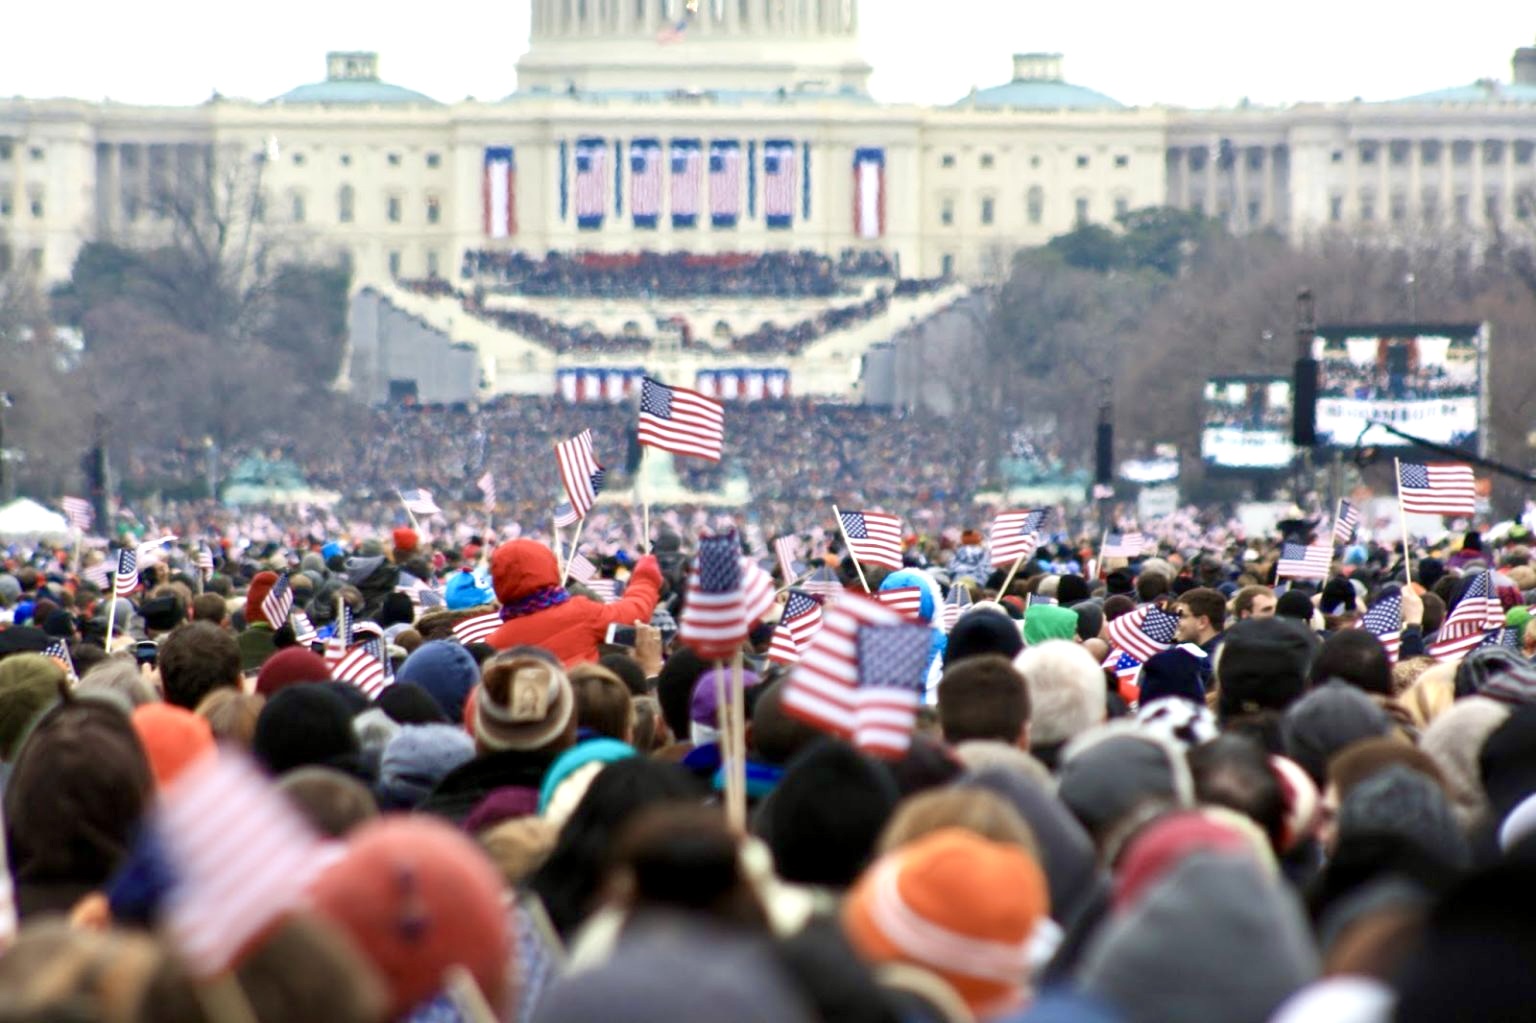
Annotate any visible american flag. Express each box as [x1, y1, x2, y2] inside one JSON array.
[[768, 590, 824, 665], [1360, 590, 1403, 663], [332, 636, 392, 699], [670, 140, 702, 227], [324, 605, 355, 670], [62, 496, 93, 532], [555, 430, 605, 523], [399, 488, 441, 517], [1103, 647, 1144, 700], [44, 638, 75, 678], [638, 377, 726, 461], [1397, 462, 1477, 517], [1481, 625, 1522, 651], [260, 574, 294, 628], [113, 547, 139, 596], [839, 510, 903, 571], [709, 140, 741, 226], [774, 535, 801, 585], [782, 593, 929, 758], [575, 138, 608, 227], [1101, 532, 1150, 559], [764, 140, 797, 227], [83, 560, 111, 588], [290, 611, 318, 647], [741, 557, 777, 624], [1104, 604, 1180, 663], [875, 586, 923, 622], [196, 544, 215, 578], [478, 471, 496, 513], [939, 585, 972, 633], [677, 532, 748, 661], [565, 549, 598, 584], [803, 565, 844, 599], [453, 610, 502, 644], [1275, 541, 1333, 581], [586, 579, 618, 604], [1430, 571, 1504, 662], [630, 139, 663, 226], [158, 751, 323, 975], [656, 9, 691, 43], [1333, 499, 1361, 547], [990, 509, 1050, 569], [554, 502, 581, 530]]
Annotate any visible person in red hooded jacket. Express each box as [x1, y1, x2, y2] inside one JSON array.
[[483, 539, 663, 666]]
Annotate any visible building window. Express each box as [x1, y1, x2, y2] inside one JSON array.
[[251, 192, 266, 223], [0, 197, 9, 217], [1391, 193, 1407, 222], [0, 140, 11, 161], [1516, 141, 1535, 165], [387, 152, 402, 167], [1358, 142, 1378, 165], [1485, 194, 1501, 222], [387, 195, 402, 223], [29, 193, 43, 218], [1191, 197, 1205, 215], [1330, 149, 1344, 164], [426, 195, 441, 224], [1421, 140, 1441, 164], [1518, 194, 1534, 220], [426, 152, 442, 169], [292, 152, 305, 166], [1026, 185, 1043, 225], [338, 185, 355, 223], [26, 249, 42, 271], [979, 153, 995, 170], [941, 253, 955, 277], [388, 251, 401, 277], [29, 146, 44, 162], [1246, 198, 1260, 224], [1244, 148, 1262, 170], [1389, 141, 1410, 166], [340, 153, 352, 166], [291, 193, 306, 223], [1484, 140, 1504, 165], [979, 196, 995, 225], [427, 250, 440, 278], [1421, 189, 1438, 222], [1359, 194, 1375, 221], [1074, 196, 1089, 224], [1029, 155, 1041, 169], [1114, 154, 1129, 169], [940, 198, 954, 226], [1115, 196, 1130, 220], [1452, 141, 1473, 165], [1454, 193, 1470, 223], [1075, 154, 1089, 169], [940, 153, 955, 169], [1329, 195, 1344, 222], [1189, 149, 1207, 171]]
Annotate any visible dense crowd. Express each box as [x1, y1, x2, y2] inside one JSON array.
[[1317, 359, 1475, 401], [459, 249, 895, 298], [2, 498, 1536, 1022]]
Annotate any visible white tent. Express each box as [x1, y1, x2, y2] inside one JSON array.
[[0, 498, 70, 538]]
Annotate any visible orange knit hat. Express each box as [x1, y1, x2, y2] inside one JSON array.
[[843, 827, 1048, 1018], [131, 704, 215, 788]]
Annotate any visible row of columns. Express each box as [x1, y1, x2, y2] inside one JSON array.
[[531, 0, 854, 38]]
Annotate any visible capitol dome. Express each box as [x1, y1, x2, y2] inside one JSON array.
[[270, 52, 440, 106], [957, 53, 1124, 111]]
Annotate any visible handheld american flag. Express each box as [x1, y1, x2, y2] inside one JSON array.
[[875, 586, 924, 622], [1397, 462, 1476, 517], [565, 549, 598, 584], [44, 638, 75, 679], [554, 501, 581, 530], [478, 470, 497, 513], [768, 590, 824, 665], [1430, 571, 1503, 662], [586, 579, 619, 604], [838, 510, 903, 571], [990, 509, 1050, 570], [332, 636, 392, 699], [113, 547, 139, 596], [1359, 590, 1403, 664], [1103, 647, 1144, 702], [638, 377, 725, 461], [774, 535, 801, 585], [158, 751, 324, 976], [324, 605, 355, 670], [453, 610, 502, 645], [399, 488, 442, 517], [741, 557, 777, 624], [290, 611, 318, 647], [1333, 500, 1361, 547], [260, 574, 294, 628], [196, 544, 215, 579], [62, 496, 94, 533], [1104, 605, 1179, 663], [555, 429, 605, 522], [939, 585, 972, 633], [83, 561, 111, 589], [1101, 532, 1150, 559], [782, 592, 929, 758], [803, 565, 844, 598], [1275, 541, 1333, 582], [677, 532, 748, 660]]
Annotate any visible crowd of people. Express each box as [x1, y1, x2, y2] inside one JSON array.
[[2, 501, 1536, 1021], [458, 250, 891, 299]]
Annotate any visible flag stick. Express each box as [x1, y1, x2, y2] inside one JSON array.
[[560, 517, 587, 587], [71, 530, 83, 576], [104, 579, 120, 646], [637, 447, 651, 553], [397, 490, 422, 534], [443, 965, 498, 1023], [996, 551, 1029, 601], [712, 661, 740, 831], [728, 647, 748, 831], [191, 974, 261, 1023], [830, 504, 872, 593], [1395, 458, 1413, 586]]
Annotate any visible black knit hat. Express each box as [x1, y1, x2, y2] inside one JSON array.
[[1215, 617, 1314, 721], [943, 609, 1022, 667], [253, 685, 360, 776]]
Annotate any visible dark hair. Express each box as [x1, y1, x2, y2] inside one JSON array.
[[1176, 588, 1228, 631], [1311, 629, 1393, 696], [1230, 585, 1273, 619], [1188, 733, 1286, 852], [1136, 572, 1171, 604], [1103, 594, 1137, 621], [157, 621, 241, 710], [612, 803, 768, 930], [747, 681, 824, 766], [189, 593, 227, 625], [598, 652, 651, 696], [937, 655, 1030, 745]]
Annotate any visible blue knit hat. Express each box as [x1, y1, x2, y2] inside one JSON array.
[[396, 640, 481, 723], [378, 724, 476, 809], [538, 738, 635, 815]]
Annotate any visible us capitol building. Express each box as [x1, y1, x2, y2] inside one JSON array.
[[3, 2, 1535, 287]]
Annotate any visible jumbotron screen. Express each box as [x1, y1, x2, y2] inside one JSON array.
[[1311, 324, 1486, 450], [1201, 376, 1294, 469]]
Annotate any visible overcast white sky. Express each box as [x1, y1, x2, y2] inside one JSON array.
[[5, 1, 1532, 108]]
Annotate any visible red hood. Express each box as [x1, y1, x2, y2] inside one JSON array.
[[491, 539, 561, 605]]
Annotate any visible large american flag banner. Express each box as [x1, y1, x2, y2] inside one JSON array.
[[783, 593, 930, 758], [1275, 541, 1333, 581], [1360, 590, 1403, 663], [839, 510, 903, 571], [113, 547, 139, 596], [575, 137, 608, 229], [555, 429, 605, 523], [638, 377, 726, 461], [764, 139, 797, 229], [482, 146, 516, 238], [1430, 571, 1503, 662], [709, 140, 742, 227], [630, 138, 663, 228], [670, 139, 703, 228], [678, 532, 748, 661], [1105, 604, 1180, 663], [990, 509, 1050, 569], [1333, 499, 1361, 547], [769, 590, 824, 665], [853, 147, 885, 239], [62, 496, 94, 533], [159, 751, 323, 975], [1397, 462, 1476, 517]]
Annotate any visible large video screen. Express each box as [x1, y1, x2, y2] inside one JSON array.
[[1312, 324, 1485, 450], [1202, 376, 1294, 469]]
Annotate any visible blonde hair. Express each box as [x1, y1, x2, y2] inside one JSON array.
[[195, 688, 266, 748], [878, 787, 1038, 857], [1400, 661, 1457, 730]]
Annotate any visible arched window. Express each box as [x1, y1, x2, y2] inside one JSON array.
[[1026, 186, 1044, 225]]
